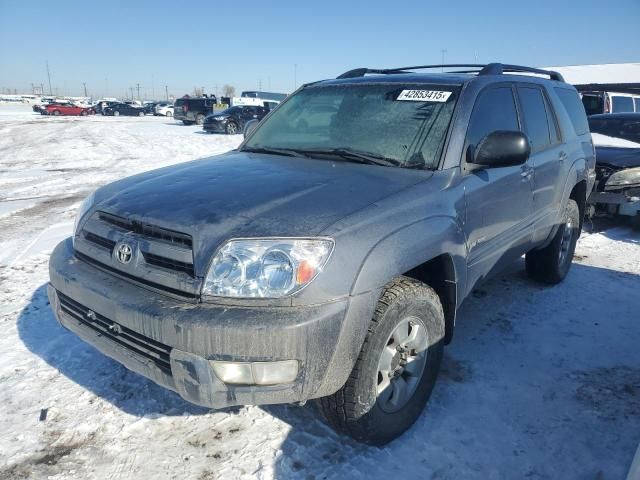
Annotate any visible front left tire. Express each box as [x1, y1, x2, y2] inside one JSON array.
[[318, 277, 445, 445]]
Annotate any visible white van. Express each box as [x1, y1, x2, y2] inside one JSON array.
[[581, 91, 640, 115]]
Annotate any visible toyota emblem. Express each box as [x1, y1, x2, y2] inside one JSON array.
[[115, 242, 133, 264]]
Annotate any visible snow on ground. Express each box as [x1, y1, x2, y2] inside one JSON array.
[[1, 104, 639, 480]]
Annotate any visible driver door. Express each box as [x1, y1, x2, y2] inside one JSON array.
[[462, 85, 534, 292]]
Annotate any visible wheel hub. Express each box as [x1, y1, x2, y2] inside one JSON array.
[[376, 317, 429, 413]]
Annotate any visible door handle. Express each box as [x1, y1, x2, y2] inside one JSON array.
[[559, 151, 568, 163], [520, 166, 533, 180]]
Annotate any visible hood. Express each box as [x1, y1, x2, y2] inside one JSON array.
[[595, 146, 640, 169], [94, 151, 431, 271], [205, 114, 227, 121]]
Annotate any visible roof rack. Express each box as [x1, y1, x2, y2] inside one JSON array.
[[336, 63, 565, 82]]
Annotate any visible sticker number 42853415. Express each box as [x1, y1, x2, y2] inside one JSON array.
[[396, 90, 452, 102]]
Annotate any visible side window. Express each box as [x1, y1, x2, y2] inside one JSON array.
[[635, 98, 640, 112], [543, 93, 561, 144], [517, 86, 551, 152], [554, 88, 589, 136], [466, 86, 519, 153], [581, 94, 604, 116]]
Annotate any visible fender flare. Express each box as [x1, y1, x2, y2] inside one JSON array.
[[540, 157, 588, 247], [350, 214, 467, 346], [350, 215, 467, 296]]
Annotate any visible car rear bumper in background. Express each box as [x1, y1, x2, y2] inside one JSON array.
[[48, 238, 369, 408]]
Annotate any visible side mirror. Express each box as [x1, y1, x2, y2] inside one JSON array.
[[244, 119, 260, 138], [471, 130, 531, 168]]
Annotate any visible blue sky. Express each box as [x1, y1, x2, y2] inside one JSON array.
[[1, 0, 638, 99]]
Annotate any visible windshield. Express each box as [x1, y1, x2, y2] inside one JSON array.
[[242, 83, 458, 169], [589, 117, 640, 145]]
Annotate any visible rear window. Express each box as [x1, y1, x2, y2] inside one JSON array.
[[554, 88, 589, 136], [611, 96, 634, 113]]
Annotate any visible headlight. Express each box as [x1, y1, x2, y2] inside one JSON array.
[[211, 116, 228, 121], [202, 238, 334, 298], [606, 166, 640, 187], [73, 191, 95, 236]]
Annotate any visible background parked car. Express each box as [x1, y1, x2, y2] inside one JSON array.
[[588, 113, 640, 229], [240, 91, 287, 102], [32, 103, 49, 114], [589, 113, 640, 144], [203, 105, 269, 134], [174, 96, 217, 125], [94, 101, 120, 115], [581, 91, 640, 115], [143, 102, 159, 115], [103, 103, 146, 117], [155, 103, 174, 117], [45, 102, 94, 116]]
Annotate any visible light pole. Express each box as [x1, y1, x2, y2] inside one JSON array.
[[165, 85, 169, 101], [82, 82, 87, 97], [46, 61, 53, 95]]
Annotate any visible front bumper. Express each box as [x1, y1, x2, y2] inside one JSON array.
[[48, 239, 365, 409], [588, 189, 640, 217], [203, 121, 226, 133]]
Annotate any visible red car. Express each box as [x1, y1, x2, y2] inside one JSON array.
[[45, 103, 94, 116]]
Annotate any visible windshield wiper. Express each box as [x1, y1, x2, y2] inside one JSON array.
[[241, 146, 306, 158], [296, 148, 401, 167]]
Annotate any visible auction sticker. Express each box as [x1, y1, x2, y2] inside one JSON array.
[[396, 90, 452, 102]]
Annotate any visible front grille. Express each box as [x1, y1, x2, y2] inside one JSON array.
[[76, 211, 199, 298], [58, 292, 173, 375], [143, 252, 195, 276], [85, 232, 116, 250], [99, 212, 192, 248], [75, 252, 199, 299]]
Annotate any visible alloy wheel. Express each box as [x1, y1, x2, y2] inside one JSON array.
[[376, 317, 429, 413]]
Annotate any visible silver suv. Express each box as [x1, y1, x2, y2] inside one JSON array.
[[48, 63, 595, 444]]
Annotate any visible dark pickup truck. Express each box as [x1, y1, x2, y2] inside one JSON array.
[[48, 63, 595, 445], [174, 96, 218, 125]]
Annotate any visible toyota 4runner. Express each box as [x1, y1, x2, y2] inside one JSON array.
[[48, 63, 595, 445]]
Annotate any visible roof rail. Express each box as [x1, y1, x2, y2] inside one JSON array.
[[336, 63, 565, 82]]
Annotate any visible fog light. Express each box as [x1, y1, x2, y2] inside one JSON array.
[[210, 360, 298, 385], [210, 362, 253, 384], [252, 360, 299, 385]]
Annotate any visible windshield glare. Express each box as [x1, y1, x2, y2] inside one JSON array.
[[243, 83, 458, 168]]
